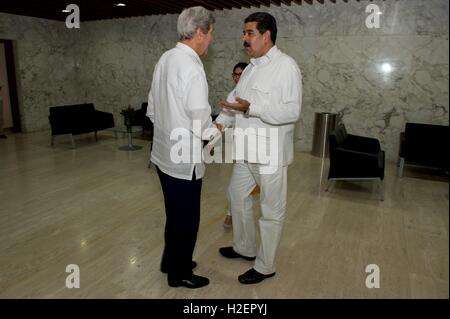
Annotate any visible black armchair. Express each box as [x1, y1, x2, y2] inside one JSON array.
[[49, 103, 114, 148], [132, 103, 153, 138], [398, 123, 449, 177], [326, 124, 385, 200]]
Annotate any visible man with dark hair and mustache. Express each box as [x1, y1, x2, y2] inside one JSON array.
[[216, 12, 303, 285]]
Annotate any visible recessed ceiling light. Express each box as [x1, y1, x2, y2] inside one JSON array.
[[115, 3, 126, 6], [62, 9, 70, 13]]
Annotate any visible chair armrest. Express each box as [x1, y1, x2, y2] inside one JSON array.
[[330, 148, 385, 175], [334, 147, 384, 168], [48, 114, 73, 135], [331, 147, 385, 179], [94, 110, 115, 129], [335, 147, 380, 159]]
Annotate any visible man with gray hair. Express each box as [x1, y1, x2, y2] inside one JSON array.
[[147, 6, 215, 289]]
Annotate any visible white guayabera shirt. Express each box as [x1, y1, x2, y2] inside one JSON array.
[[147, 42, 213, 180], [216, 46, 303, 166]]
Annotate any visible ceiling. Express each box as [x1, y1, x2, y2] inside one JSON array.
[[0, 0, 372, 21]]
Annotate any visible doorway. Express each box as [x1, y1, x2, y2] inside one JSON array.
[[0, 39, 21, 133]]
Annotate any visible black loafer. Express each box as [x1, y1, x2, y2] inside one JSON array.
[[168, 274, 209, 289], [160, 261, 197, 274], [238, 268, 275, 284], [219, 247, 256, 261]]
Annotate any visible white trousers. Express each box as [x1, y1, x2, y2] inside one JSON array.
[[228, 162, 288, 275]]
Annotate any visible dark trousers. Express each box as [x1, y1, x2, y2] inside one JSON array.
[[156, 166, 202, 280]]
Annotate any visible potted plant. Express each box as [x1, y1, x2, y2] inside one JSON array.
[[118, 105, 142, 151], [120, 105, 135, 133]]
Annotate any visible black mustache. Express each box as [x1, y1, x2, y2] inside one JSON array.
[[243, 42, 250, 47]]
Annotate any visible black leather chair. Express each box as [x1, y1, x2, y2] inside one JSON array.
[[326, 124, 385, 200], [398, 123, 449, 177], [49, 103, 114, 148], [133, 102, 153, 138], [133, 102, 153, 168]]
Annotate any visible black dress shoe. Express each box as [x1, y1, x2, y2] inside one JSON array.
[[238, 268, 275, 284], [160, 261, 197, 274], [168, 274, 209, 289], [0, 135, 6, 139], [219, 247, 256, 261]]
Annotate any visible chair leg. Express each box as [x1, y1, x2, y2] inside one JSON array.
[[398, 157, 405, 177], [378, 179, 384, 201], [325, 179, 332, 192], [70, 134, 76, 149]]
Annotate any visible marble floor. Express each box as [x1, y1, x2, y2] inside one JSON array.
[[0, 131, 448, 298]]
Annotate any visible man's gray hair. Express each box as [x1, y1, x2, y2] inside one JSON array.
[[177, 6, 215, 40]]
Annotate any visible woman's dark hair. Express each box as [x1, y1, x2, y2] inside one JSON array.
[[244, 12, 277, 44], [233, 62, 248, 72]]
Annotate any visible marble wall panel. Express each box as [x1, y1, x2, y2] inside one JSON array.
[[0, 13, 81, 132], [0, 0, 448, 161]]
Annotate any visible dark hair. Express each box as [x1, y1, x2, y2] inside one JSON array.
[[244, 12, 277, 44], [233, 62, 248, 72]]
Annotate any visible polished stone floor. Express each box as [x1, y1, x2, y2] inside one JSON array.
[[0, 131, 448, 298]]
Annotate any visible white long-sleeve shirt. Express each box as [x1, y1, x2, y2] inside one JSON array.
[[147, 43, 212, 180], [216, 46, 302, 166]]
